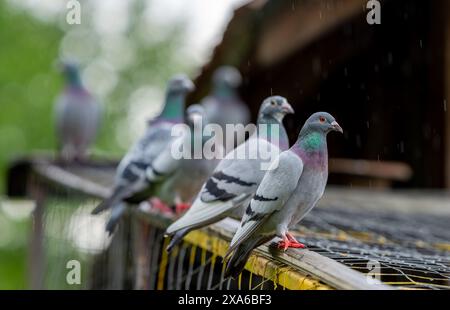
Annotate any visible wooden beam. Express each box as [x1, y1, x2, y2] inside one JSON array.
[[132, 218, 152, 290], [27, 177, 45, 290], [321, 187, 450, 216], [33, 163, 111, 199], [329, 158, 413, 181], [183, 228, 333, 290], [191, 218, 390, 290], [256, 0, 369, 66]]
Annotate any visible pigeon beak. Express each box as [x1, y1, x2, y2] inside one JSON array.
[[281, 102, 295, 114], [183, 79, 195, 92], [331, 121, 343, 133]]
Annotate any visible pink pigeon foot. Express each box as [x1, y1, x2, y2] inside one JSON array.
[[277, 233, 306, 251], [175, 202, 191, 215], [150, 198, 172, 215]]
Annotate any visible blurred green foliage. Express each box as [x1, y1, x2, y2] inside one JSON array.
[[0, 0, 193, 289], [0, 0, 192, 193], [0, 2, 63, 192], [0, 209, 29, 289]]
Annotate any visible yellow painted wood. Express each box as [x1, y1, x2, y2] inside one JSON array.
[[156, 238, 170, 290], [433, 242, 450, 252], [182, 229, 332, 290]]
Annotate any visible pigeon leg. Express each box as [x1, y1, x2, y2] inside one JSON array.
[[277, 233, 306, 250], [175, 199, 191, 215], [150, 197, 172, 215], [286, 232, 306, 249], [277, 235, 290, 251]]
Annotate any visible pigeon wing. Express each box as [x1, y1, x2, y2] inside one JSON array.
[[146, 135, 182, 182], [226, 150, 303, 256]]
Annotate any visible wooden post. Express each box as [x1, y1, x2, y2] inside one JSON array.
[[133, 217, 151, 289], [27, 176, 46, 290], [108, 219, 126, 289]]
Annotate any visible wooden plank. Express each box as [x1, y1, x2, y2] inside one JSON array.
[[27, 177, 45, 290], [183, 229, 332, 290], [256, 0, 369, 66], [321, 187, 450, 216], [132, 218, 152, 290], [329, 158, 412, 181], [33, 163, 111, 199], [203, 218, 390, 290], [262, 245, 384, 290]]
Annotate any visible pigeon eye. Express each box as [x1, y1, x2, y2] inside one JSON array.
[[319, 116, 326, 123], [271, 101, 276, 106]]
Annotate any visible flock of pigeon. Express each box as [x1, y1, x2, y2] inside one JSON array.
[[54, 61, 343, 278]]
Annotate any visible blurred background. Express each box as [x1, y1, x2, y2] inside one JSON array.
[[1, 0, 450, 290], [0, 0, 247, 289]]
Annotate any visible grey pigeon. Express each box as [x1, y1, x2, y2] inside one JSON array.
[[165, 96, 294, 252], [224, 112, 343, 278], [201, 66, 250, 154], [91, 74, 194, 234], [141, 104, 218, 214], [54, 61, 101, 161]]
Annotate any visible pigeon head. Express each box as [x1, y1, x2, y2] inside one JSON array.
[[258, 96, 294, 122], [59, 60, 81, 86], [213, 66, 242, 89], [186, 104, 207, 128], [160, 74, 194, 122], [186, 104, 211, 149], [301, 112, 343, 135], [167, 74, 195, 96]]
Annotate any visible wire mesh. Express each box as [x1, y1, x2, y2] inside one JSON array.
[[32, 183, 301, 290], [25, 169, 115, 290], [294, 206, 450, 290], [124, 224, 287, 291], [17, 161, 450, 290]]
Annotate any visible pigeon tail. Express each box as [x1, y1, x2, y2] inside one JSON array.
[[224, 243, 253, 279], [166, 228, 190, 253], [105, 203, 127, 236], [224, 235, 271, 279], [165, 193, 250, 235], [91, 187, 127, 215]]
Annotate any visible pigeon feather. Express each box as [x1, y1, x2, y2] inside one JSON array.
[[92, 75, 195, 233], [224, 112, 343, 278], [165, 96, 294, 251]]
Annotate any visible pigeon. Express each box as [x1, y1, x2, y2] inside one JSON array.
[[54, 61, 101, 161], [91, 74, 194, 234], [140, 104, 218, 214], [224, 112, 343, 278], [165, 96, 294, 252], [201, 66, 250, 154]]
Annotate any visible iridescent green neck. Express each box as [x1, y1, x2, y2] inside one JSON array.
[[298, 131, 326, 151], [160, 92, 185, 122], [65, 70, 82, 88]]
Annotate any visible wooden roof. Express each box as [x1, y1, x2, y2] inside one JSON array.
[[189, 0, 450, 189]]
